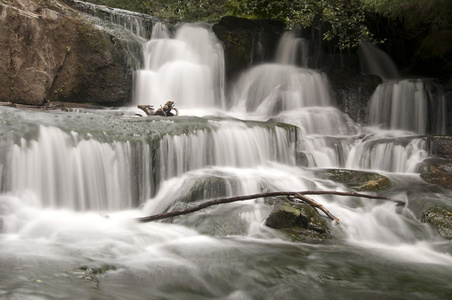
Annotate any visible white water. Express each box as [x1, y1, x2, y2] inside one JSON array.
[[275, 31, 311, 67], [1, 12, 452, 299], [368, 79, 447, 134], [134, 23, 225, 109]]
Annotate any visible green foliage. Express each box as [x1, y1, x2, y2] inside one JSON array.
[[362, 0, 452, 29], [227, 0, 379, 50]]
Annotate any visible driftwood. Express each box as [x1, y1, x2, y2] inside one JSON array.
[[136, 191, 405, 224], [137, 101, 179, 117]]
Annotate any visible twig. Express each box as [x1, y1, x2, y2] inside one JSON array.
[[135, 191, 404, 223]]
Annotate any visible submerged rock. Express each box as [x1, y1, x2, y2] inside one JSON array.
[[315, 169, 391, 192], [265, 199, 333, 242], [421, 207, 452, 239]]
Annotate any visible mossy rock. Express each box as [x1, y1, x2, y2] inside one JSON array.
[[265, 199, 333, 242], [418, 158, 452, 190], [421, 207, 452, 239], [316, 169, 391, 192]]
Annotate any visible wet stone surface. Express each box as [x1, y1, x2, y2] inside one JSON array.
[[265, 199, 333, 242]]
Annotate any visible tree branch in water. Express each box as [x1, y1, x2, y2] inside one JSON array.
[[135, 191, 405, 223]]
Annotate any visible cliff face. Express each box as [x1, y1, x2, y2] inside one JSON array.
[[0, 0, 132, 106]]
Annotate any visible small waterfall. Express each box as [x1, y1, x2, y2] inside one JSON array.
[[157, 121, 296, 181], [134, 23, 226, 108], [231, 64, 333, 115], [69, 0, 156, 39], [358, 41, 400, 81], [368, 79, 446, 135], [275, 31, 311, 67], [345, 136, 428, 172], [5, 126, 151, 210]]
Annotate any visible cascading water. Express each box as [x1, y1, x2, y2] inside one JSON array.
[[1, 4, 452, 299], [360, 42, 446, 135], [134, 23, 226, 109], [368, 79, 447, 134], [275, 31, 311, 67]]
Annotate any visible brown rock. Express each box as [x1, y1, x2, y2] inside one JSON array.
[[0, 0, 132, 106]]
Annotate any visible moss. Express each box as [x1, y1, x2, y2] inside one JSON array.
[[320, 169, 392, 192], [421, 207, 452, 239], [266, 199, 333, 242]]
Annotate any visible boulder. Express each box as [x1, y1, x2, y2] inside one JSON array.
[[266, 199, 333, 242], [418, 136, 452, 189], [0, 0, 133, 106], [421, 207, 452, 240], [418, 158, 452, 190]]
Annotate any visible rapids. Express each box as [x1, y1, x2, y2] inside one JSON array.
[[1, 4, 452, 299]]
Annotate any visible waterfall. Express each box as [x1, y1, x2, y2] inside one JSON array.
[[368, 79, 446, 135], [0, 114, 296, 211], [275, 31, 311, 67], [134, 23, 226, 109], [2, 6, 452, 298], [358, 41, 400, 81], [231, 64, 333, 115]]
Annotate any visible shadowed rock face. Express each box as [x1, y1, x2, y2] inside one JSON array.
[[0, 0, 132, 106]]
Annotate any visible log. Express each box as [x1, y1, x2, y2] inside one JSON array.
[[135, 191, 405, 223]]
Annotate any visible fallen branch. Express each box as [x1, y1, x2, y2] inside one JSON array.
[[289, 193, 340, 223], [135, 191, 404, 223]]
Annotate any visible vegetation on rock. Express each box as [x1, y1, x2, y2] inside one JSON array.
[[265, 199, 333, 242], [421, 206, 452, 239], [316, 169, 391, 192]]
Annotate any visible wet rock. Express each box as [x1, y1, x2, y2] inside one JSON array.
[[265, 199, 333, 242], [327, 67, 382, 124], [418, 158, 452, 190], [0, 0, 133, 106], [315, 169, 391, 192], [427, 136, 452, 160], [421, 207, 452, 239], [418, 137, 452, 189]]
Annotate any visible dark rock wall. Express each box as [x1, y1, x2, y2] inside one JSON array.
[[212, 16, 286, 83]]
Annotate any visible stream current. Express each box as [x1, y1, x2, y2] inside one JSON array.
[[1, 3, 452, 299]]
